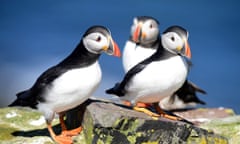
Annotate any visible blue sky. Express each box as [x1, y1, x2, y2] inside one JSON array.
[[1, 0, 240, 113]]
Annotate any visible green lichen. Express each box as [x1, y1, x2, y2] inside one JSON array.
[[206, 136, 228, 144], [200, 116, 240, 144], [82, 110, 94, 143], [142, 142, 158, 144], [2, 106, 236, 144], [0, 136, 54, 144], [224, 109, 235, 115], [187, 124, 228, 144], [113, 118, 141, 143], [0, 124, 17, 140], [0, 107, 60, 144]]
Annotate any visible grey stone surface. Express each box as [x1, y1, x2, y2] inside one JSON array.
[[1, 100, 237, 144]]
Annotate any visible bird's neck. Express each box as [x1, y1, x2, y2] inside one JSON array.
[[58, 41, 100, 68], [152, 40, 177, 61], [129, 36, 159, 49], [141, 36, 160, 49]]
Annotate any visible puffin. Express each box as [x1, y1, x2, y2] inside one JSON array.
[[9, 25, 121, 144], [122, 16, 206, 110], [106, 25, 192, 120], [122, 16, 160, 72]]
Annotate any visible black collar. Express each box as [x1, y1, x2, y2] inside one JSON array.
[[58, 40, 100, 69]]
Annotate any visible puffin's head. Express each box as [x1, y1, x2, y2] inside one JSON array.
[[83, 25, 121, 57], [161, 25, 191, 59], [131, 16, 159, 45]]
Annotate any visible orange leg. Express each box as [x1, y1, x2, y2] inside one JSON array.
[[122, 100, 132, 106], [47, 122, 73, 144], [122, 100, 159, 120], [122, 100, 182, 121], [153, 103, 182, 121], [136, 102, 152, 108], [133, 106, 160, 120], [46, 113, 83, 144], [59, 113, 83, 137], [122, 100, 152, 108]]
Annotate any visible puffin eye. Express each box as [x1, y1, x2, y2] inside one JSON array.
[[149, 24, 153, 29], [96, 36, 101, 42], [171, 36, 175, 41]]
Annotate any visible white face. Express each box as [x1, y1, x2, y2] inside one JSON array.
[[83, 32, 108, 54], [141, 19, 159, 43], [131, 18, 159, 44], [161, 32, 184, 53]]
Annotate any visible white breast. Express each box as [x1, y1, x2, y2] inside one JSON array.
[[38, 61, 101, 115], [122, 41, 156, 72], [122, 56, 188, 104]]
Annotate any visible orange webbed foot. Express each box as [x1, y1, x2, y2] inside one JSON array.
[[53, 134, 73, 144], [61, 126, 83, 137]]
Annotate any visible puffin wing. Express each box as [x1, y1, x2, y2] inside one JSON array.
[[106, 55, 154, 97], [106, 40, 164, 97], [9, 65, 67, 108], [171, 80, 207, 105]]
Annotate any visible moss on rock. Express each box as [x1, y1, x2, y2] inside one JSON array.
[[0, 107, 59, 144], [200, 116, 240, 144], [1, 102, 238, 144], [75, 102, 229, 144]]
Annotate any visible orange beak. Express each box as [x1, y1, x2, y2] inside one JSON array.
[[185, 40, 191, 59], [132, 23, 142, 43], [104, 38, 121, 57], [112, 40, 121, 57]]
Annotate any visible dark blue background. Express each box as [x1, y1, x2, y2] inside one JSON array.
[[1, 0, 239, 113]]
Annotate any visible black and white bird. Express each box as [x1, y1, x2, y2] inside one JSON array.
[[122, 16, 206, 111], [106, 25, 192, 120], [122, 16, 160, 72], [9, 26, 121, 144]]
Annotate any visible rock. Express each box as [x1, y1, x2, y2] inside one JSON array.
[[0, 107, 56, 144], [200, 116, 240, 144], [172, 107, 240, 144], [0, 100, 237, 144], [173, 107, 235, 124], [71, 101, 228, 144]]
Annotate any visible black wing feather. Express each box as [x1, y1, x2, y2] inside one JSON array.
[[171, 80, 206, 105], [9, 65, 67, 108], [106, 40, 166, 97]]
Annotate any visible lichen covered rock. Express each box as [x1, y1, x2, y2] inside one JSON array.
[[200, 116, 240, 144], [73, 102, 228, 144], [0, 107, 57, 144], [0, 101, 237, 144]]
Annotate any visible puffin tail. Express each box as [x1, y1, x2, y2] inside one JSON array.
[[105, 83, 125, 97], [195, 97, 206, 105], [8, 90, 37, 109], [193, 84, 207, 95]]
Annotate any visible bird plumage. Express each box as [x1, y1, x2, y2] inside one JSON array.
[[9, 39, 101, 111], [123, 16, 160, 72], [107, 37, 188, 105], [9, 25, 121, 143], [121, 16, 205, 109]]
